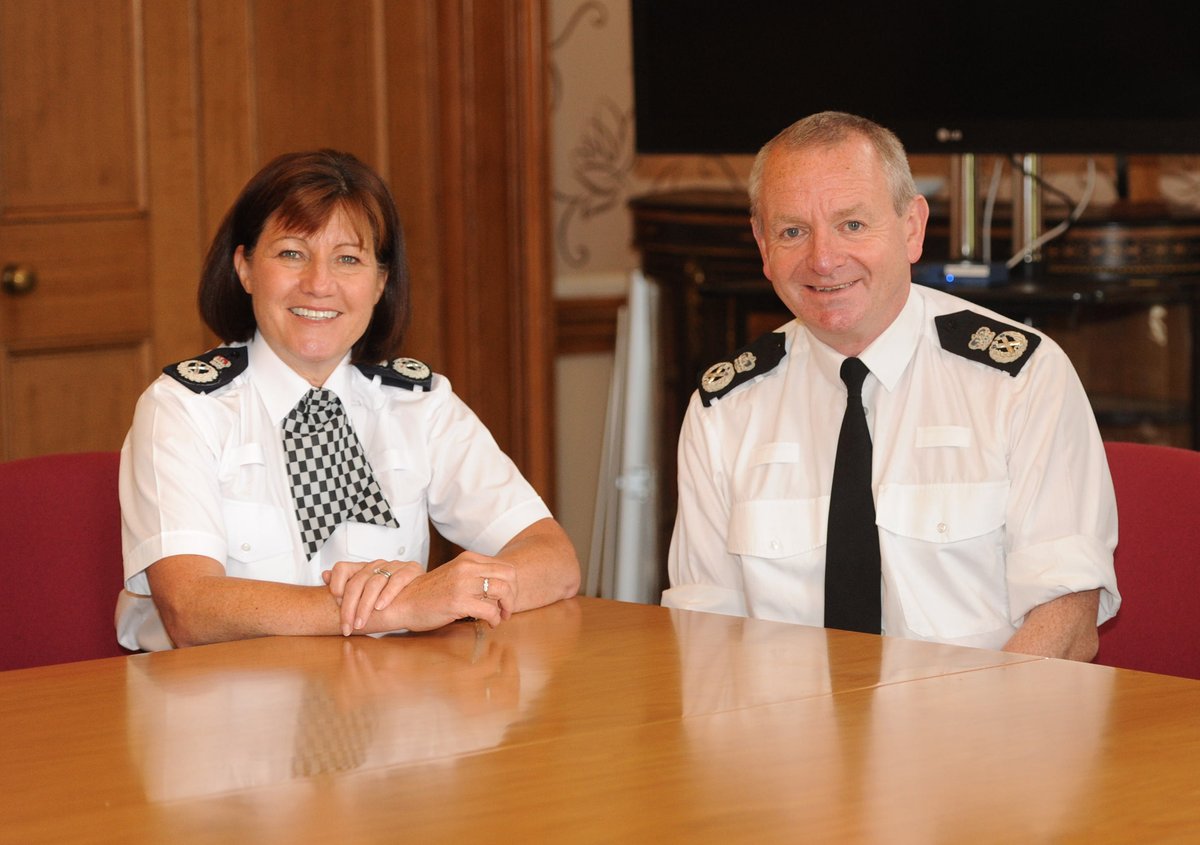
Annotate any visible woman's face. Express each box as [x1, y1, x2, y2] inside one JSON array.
[[234, 208, 387, 386]]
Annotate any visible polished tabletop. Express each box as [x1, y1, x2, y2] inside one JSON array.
[[2, 596, 1198, 843]]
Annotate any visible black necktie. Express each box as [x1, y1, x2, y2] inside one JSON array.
[[824, 357, 881, 634], [281, 388, 399, 559]]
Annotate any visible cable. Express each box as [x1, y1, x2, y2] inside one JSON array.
[[1009, 154, 1078, 210], [981, 158, 1005, 266], [1006, 158, 1096, 270]]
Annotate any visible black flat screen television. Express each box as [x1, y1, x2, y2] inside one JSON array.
[[632, 2, 1200, 156]]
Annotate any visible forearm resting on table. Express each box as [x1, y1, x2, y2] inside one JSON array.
[[492, 517, 581, 611], [146, 554, 388, 647], [147, 519, 580, 648], [1002, 588, 1101, 661]]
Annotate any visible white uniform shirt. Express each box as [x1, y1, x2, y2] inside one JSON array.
[[118, 334, 551, 650], [664, 284, 1120, 650]]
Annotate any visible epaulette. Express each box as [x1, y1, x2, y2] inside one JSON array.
[[164, 346, 248, 394], [698, 331, 786, 407], [355, 357, 434, 391], [935, 310, 1042, 376]]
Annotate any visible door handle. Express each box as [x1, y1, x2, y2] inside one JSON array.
[[1, 263, 38, 296]]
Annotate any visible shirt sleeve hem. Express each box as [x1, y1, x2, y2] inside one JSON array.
[[461, 498, 554, 556], [1007, 534, 1120, 625], [661, 584, 748, 617], [124, 531, 228, 593]]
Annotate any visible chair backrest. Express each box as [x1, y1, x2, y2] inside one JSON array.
[[0, 451, 129, 670], [1095, 441, 1200, 679]]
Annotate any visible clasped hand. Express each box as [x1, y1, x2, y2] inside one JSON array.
[[322, 553, 518, 636]]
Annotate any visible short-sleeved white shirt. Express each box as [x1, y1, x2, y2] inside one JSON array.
[[118, 334, 551, 650], [664, 284, 1120, 650]]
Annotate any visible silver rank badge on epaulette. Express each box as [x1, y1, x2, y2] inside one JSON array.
[[967, 326, 1029, 364], [164, 346, 248, 393], [935, 310, 1041, 376], [698, 332, 787, 406], [388, 357, 431, 381], [355, 356, 434, 391], [176, 353, 233, 385]]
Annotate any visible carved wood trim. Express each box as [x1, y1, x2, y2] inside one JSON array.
[[434, 0, 555, 497], [555, 296, 625, 356]]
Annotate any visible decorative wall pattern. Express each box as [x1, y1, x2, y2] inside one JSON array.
[[549, 0, 747, 287], [553, 94, 635, 269]]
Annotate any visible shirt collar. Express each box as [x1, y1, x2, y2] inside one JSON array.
[[859, 284, 922, 392], [801, 284, 923, 393], [247, 332, 355, 424]]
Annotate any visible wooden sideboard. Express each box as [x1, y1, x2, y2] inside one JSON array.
[[631, 189, 1200, 572]]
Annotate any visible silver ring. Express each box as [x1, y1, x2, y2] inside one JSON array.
[[482, 577, 490, 598], [373, 567, 392, 580]]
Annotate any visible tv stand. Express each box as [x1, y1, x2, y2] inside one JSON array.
[[948, 152, 1045, 268]]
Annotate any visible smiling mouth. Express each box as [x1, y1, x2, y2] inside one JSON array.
[[810, 281, 856, 293], [290, 306, 339, 320]]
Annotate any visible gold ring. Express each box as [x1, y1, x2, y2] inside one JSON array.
[[373, 567, 392, 580], [482, 577, 490, 598]]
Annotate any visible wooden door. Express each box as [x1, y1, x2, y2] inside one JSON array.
[[0, 0, 205, 460], [1, 0, 554, 501]]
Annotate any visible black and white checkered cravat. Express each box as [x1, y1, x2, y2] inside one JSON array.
[[281, 388, 399, 559]]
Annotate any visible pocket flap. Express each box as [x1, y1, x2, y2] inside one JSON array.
[[876, 481, 1008, 543], [728, 497, 827, 559], [375, 447, 409, 471], [749, 441, 800, 467], [228, 442, 265, 466], [915, 426, 971, 448], [222, 500, 292, 563], [345, 518, 414, 560]]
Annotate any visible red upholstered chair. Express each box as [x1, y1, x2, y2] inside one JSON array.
[[0, 451, 131, 671], [1095, 441, 1200, 679]]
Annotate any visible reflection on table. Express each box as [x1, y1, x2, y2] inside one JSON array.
[[1, 597, 1198, 843], [125, 615, 563, 802]]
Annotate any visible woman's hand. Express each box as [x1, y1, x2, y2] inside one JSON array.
[[323, 560, 422, 636], [324, 554, 519, 635], [382, 553, 519, 632]]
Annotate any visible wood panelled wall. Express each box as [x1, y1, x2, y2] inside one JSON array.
[[195, 0, 555, 494], [0, 0, 555, 497]]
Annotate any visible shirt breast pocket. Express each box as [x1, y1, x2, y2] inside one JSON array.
[[222, 500, 294, 577], [345, 498, 427, 562], [727, 497, 827, 624], [876, 481, 1009, 639]]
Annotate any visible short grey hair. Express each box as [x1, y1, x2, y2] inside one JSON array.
[[748, 111, 918, 221]]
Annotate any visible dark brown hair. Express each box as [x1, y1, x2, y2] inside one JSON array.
[[198, 149, 409, 363]]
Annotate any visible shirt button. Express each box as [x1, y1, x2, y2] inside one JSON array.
[[398, 546, 406, 556], [241, 542, 251, 551], [936, 523, 947, 534], [769, 539, 780, 551]]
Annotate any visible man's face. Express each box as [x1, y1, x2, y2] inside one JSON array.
[[752, 136, 928, 356]]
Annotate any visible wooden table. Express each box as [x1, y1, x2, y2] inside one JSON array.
[[2, 597, 1198, 843]]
